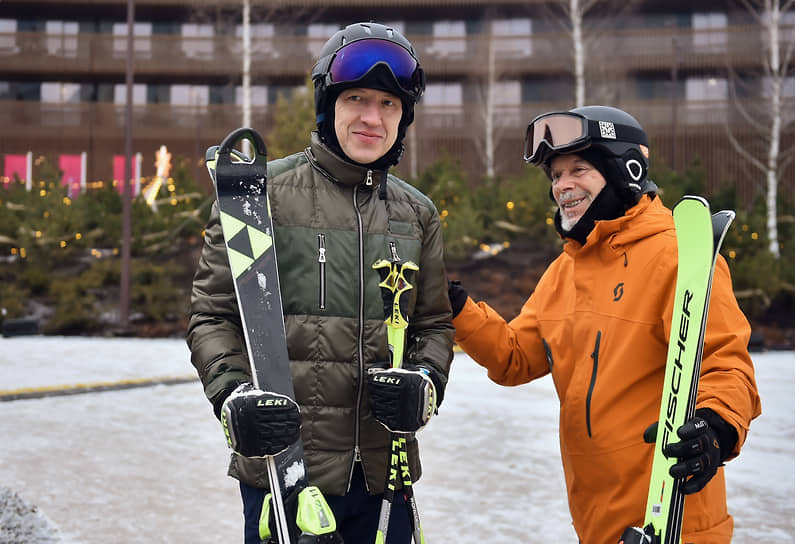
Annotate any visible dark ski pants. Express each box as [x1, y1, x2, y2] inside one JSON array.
[[240, 462, 412, 544]]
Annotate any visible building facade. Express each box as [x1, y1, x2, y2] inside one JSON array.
[[1, 0, 793, 202]]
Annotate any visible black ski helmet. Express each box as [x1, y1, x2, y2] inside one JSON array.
[[311, 22, 426, 166], [524, 105, 655, 204]]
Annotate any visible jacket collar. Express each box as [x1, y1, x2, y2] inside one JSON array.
[[563, 195, 672, 255], [306, 131, 388, 190]]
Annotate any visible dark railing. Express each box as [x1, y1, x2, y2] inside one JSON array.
[[0, 24, 784, 79]]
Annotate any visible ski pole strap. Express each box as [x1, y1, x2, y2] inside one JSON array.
[[372, 259, 419, 369]]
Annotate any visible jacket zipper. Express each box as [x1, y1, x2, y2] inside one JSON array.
[[349, 184, 368, 491], [317, 233, 327, 310], [585, 331, 602, 438]]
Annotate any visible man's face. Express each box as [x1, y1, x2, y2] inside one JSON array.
[[549, 153, 607, 231], [334, 87, 402, 165]]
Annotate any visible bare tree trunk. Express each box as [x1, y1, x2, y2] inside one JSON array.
[[766, 3, 781, 257], [571, 0, 586, 107], [241, 0, 251, 155], [484, 20, 496, 178], [733, 0, 795, 258]]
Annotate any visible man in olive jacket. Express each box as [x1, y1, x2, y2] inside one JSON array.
[[187, 22, 454, 544]]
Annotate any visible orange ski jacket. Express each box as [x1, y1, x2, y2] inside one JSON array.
[[453, 195, 761, 544]]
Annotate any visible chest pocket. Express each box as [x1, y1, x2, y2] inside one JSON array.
[[386, 219, 422, 264]]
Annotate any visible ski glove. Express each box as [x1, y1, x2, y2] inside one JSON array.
[[644, 407, 738, 495], [447, 279, 469, 318], [221, 383, 301, 458], [368, 364, 439, 433]]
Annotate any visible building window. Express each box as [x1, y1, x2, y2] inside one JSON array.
[[147, 84, 170, 104], [0, 19, 17, 53], [430, 20, 467, 58], [634, 75, 682, 100], [692, 12, 728, 51], [521, 77, 573, 103], [493, 19, 532, 57], [113, 22, 152, 59], [41, 82, 81, 103], [424, 82, 463, 106], [685, 77, 728, 101], [210, 84, 235, 105], [46, 21, 79, 58], [114, 83, 146, 105], [171, 85, 209, 106], [240, 85, 268, 106], [0, 81, 40, 101], [182, 23, 213, 59]]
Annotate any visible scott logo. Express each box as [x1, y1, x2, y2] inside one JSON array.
[[613, 283, 624, 302]]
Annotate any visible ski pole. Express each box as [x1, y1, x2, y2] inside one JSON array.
[[371, 258, 425, 544]]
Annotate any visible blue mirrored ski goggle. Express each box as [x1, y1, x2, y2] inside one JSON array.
[[328, 38, 423, 97]]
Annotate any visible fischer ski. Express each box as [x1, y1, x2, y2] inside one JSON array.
[[619, 196, 735, 544], [207, 127, 339, 544], [371, 258, 426, 544]]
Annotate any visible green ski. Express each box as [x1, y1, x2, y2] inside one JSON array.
[[620, 196, 735, 544]]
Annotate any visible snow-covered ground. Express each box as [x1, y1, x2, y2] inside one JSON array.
[[0, 337, 791, 543]]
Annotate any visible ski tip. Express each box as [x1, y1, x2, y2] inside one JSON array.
[[675, 194, 709, 209], [205, 145, 219, 162]]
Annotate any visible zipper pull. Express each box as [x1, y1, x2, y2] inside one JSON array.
[[317, 233, 326, 263], [389, 240, 399, 261], [365, 170, 373, 186], [355, 445, 362, 462]]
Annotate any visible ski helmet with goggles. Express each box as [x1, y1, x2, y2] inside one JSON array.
[[524, 105, 655, 203], [311, 22, 426, 165]]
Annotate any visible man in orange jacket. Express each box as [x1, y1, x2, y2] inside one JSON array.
[[448, 105, 761, 544]]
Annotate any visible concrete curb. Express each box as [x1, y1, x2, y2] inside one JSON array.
[[0, 375, 199, 402]]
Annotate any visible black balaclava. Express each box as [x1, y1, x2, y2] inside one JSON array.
[[318, 65, 410, 170], [551, 148, 626, 245]]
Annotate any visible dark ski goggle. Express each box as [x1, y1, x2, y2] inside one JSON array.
[[524, 111, 648, 164], [328, 38, 424, 98], [523, 112, 590, 164]]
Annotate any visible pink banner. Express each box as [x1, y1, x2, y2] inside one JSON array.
[[3, 154, 28, 188], [59, 154, 83, 197], [113, 155, 139, 195]]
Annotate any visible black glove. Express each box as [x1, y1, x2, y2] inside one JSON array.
[[447, 279, 468, 318], [368, 364, 439, 433], [220, 383, 301, 458], [644, 408, 738, 495]]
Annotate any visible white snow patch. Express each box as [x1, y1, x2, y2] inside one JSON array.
[[0, 338, 791, 543]]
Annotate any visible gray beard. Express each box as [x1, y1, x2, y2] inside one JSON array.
[[559, 211, 578, 231]]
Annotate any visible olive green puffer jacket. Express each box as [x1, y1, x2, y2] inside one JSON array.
[[187, 132, 455, 496]]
